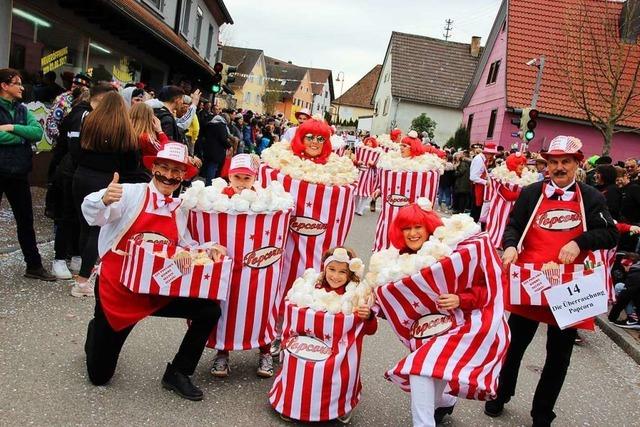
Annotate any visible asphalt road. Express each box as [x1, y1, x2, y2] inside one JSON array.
[[1, 206, 639, 426]]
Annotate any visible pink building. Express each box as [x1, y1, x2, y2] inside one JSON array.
[[462, 0, 640, 161]]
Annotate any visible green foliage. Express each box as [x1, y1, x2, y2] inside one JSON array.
[[411, 113, 437, 140], [445, 125, 471, 151]]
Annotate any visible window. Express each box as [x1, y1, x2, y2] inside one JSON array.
[[487, 109, 497, 138], [384, 73, 389, 83], [244, 91, 251, 102], [143, 0, 164, 13], [194, 7, 203, 48], [501, 18, 506, 33], [486, 60, 501, 85], [374, 101, 379, 116], [325, 91, 328, 98], [256, 94, 261, 104], [467, 114, 474, 132], [383, 97, 389, 115], [205, 25, 214, 58], [181, 0, 192, 36]]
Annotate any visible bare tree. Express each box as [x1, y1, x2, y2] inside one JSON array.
[[556, 0, 640, 155]]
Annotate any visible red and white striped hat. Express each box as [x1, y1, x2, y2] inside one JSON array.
[[541, 135, 584, 161]]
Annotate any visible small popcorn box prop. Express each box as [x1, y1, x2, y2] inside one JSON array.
[[119, 239, 232, 300], [260, 165, 356, 311], [485, 177, 523, 247], [373, 169, 440, 251], [374, 233, 508, 400], [188, 209, 292, 350], [354, 146, 382, 198], [269, 303, 366, 422]]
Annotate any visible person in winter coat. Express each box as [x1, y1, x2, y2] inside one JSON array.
[[453, 151, 471, 214], [149, 86, 184, 142], [608, 256, 640, 329], [195, 112, 231, 185]]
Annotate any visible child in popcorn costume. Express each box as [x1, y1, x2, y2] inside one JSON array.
[[81, 143, 226, 401], [211, 153, 276, 378], [270, 247, 376, 424], [388, 203, 493, 427]]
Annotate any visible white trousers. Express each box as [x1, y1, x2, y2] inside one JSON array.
[[354, 196, 370, 215], [410, 375, 457, 427]]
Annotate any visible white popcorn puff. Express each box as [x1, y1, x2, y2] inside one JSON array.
[[490, 163, 538, 186], [377, 149, 444, 173]]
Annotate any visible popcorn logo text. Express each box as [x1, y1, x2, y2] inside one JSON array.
[[289, 216, 327, 236], [411, 314, 453, 339], [536, 209, 581, 231], [244, 246, 284, 269], [386, 193, 410, 207], [284, 335, 333, 361]]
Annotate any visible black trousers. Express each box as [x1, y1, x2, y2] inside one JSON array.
[[54, 174, 80, 260], [495, 314, 577, 425], [609, 283, 640, 321], [470, 202, 482, 222], [453, 192, 470, 213], [0, 174, 42, 269], [85, 278, 221, 386]]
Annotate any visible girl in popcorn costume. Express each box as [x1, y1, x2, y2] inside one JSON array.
[[269, 247, 376, 424]]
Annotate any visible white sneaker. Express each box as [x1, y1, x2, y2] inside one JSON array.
[[69, 256, 82, 274], [52, 260, 72, 280], [70, 280, 94, 297]]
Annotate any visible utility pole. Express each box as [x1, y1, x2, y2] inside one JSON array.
[[443, 19, 453, 41], [530, 55, 545, 109]]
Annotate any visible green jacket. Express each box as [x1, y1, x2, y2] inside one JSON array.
[[0, 96, 43, 146]]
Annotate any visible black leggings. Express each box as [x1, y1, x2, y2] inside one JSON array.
[[72, 167, 113, 278], [85, 278, 221, 385]]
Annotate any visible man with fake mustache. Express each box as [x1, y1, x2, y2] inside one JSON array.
[[80, 142, 226, 401], [485, 136, 618, 426]]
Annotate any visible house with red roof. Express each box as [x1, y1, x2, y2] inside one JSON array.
[[461, 0, 640, 160]]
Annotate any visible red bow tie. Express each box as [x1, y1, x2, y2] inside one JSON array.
[[554, 188, 565, 196], [152, 193, 180, 211]]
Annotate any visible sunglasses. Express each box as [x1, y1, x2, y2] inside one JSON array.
[[304, 134, 325, 143]]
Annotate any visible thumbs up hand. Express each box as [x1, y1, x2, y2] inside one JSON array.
[[102, 172, 123, 206]]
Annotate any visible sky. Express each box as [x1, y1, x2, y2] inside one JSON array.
[[221, 0, 503, 94]]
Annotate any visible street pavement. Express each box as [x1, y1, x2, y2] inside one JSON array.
[[1, 202, 640, 426]]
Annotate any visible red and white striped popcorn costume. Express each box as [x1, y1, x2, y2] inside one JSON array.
[[373, 169, 440, 251], [374, 233, 510, 399], [120, 239, 232, 300], [354, 146, 382, 198], [269, 303, 371, 421], [485, 176, 523, 247], [187, 209, 292, 350], [259, 165, 356, 308], [332, 145, 347, 157]]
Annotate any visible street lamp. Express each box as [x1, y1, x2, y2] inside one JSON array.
[[335, 71, 345, 125]]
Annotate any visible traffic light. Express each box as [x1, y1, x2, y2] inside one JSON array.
[[212, 62, 223, 94], [524, 108, 538, 142], [221, 64, 237, 95]]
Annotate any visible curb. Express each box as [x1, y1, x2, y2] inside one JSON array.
[[595, 315, 640, 364]]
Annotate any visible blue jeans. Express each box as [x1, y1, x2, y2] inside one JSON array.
[[203, 161, 219, 186], [438, 187, 452, 207]]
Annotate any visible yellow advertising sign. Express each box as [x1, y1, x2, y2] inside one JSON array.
[[41, 47, 68, 74], [112, 57, 133, 83]]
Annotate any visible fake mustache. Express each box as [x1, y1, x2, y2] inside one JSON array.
[[154, 172, 182, 186]]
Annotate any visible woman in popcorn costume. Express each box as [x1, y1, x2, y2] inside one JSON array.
[[271, 247, 376, 424], [210, 153, 278, 378], [80, 142, 227, 401], [353, 136, 381, 216]]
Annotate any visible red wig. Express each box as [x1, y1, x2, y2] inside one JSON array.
[[388, 204, 444, 252], [506, 153, 527, 176], [400, 136, 427, 157], [390, 128, 402, 142], [291, 119, 333, 164], [363, 136, 379, 148]]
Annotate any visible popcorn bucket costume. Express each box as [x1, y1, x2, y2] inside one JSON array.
[[353, 139, 382, 215]]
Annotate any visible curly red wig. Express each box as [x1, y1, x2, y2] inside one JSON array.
[[505, 153, 527, 176], [390, 128, 402, 142], [291, 119, 333, 164], [388, 204, 444, 252], [400, 136, 427, 157], [363, 136, 379, 148]]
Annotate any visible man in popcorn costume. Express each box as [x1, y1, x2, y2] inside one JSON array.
[[81, 142, 226, 401], [377, 201, 508, 427], [486, 136, 618, 426], [470, 142, 498, 223]]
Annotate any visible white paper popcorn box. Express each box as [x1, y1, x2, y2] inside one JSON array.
[[508, 249, 615, 307], [269, 303, 366, 422], [119, 239, 232, 300], [485, 177, 523, 247], [260, 165, 356, 312], [373, 169, 440, 251], [188, 209, 292, 350], [354, 146, 382, 198], [374, 233, 508, 400]]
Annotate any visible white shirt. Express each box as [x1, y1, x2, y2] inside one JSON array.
[[282, 126, 297, 143], [469, 153, 487, 185], [82, 181, 197, 258]]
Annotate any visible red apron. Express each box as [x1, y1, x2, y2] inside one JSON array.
[[473, 171, 486, 207], [508, 183, 594, 329], [99, 188, 178, 331]]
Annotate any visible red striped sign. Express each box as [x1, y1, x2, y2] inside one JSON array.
[[188, 210, 292, 350], [119, 239, 232, 300], [373, 169, 440, 251], [354, 147, 381, 198], [259, 166, 356, 312], [269, 303, 366, 421], [485, 177, 522, 247], [509, 249, 616, 306], [374, 233, 509, 400]]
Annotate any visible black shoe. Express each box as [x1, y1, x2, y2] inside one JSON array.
[[370, 199, 376, 212], [24, 266, 56, 282], [161, 363, 203, 401], [434, 405, 454, 424], [484, 399, 504, 417]]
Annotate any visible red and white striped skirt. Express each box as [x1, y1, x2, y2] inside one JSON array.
[[354, 147, 381, 198], [188, 209, 292, 350], [373, 169, 440, 251], [374, 233, 509, 400], [259, 166, 356, 310], [269, 303, 366, 421]]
